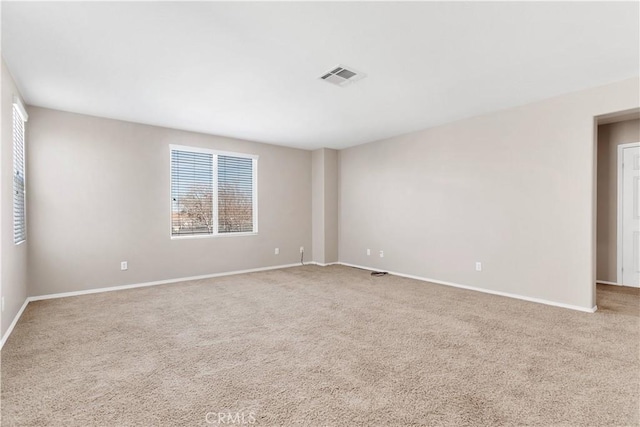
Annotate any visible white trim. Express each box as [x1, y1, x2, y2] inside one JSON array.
[[12, 95, 28, 122], [1, 263, 303, 349], [29, 263, 302, 302], [252, 158, 259, 233], [339, 262, 597, 313], [597, 281, 640, 289], [170, 232, 258, 240], [596, 280, 621, 286], [617, 142, 640, 285], [213, 149, 219, 233], [0, 261, 599, 349], [169, 144, 259, 160], [0, 298, 29, 351], [170, 145, 258, 239], [308, 261, 339, 267]]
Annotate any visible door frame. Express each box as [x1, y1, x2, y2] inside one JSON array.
[[617, 141, 640, 285]]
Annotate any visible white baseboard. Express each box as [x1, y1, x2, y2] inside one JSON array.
[[1, 261, 599, 350], [596, 280, 620, 286], [339, 262, 597, 313], [0, 263, 303, 349], [307, 261, 339, 267], [596, 280, 640, 288], [29, 262, 303, 302], [0, 298, 29, 351]]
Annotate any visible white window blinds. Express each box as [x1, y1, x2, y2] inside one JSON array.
[[218, 155, 254, 234], [171, 150, 214, 236], [13, 98, 28, 244], [171, 146, 257, 237]]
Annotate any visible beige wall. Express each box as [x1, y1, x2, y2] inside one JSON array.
[[339, 77, 639, 310], [324, 149, 338, 264], [596, 119, 640, 282], [311, 148, 338, 264], [26, 107, 312, 296], [9, 73, 640, 311], [312, 149, 325, 263], [1, 60, 28, 338]]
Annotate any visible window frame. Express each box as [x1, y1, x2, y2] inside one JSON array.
[[169, 144, 258, 239], [13, 96, 28, 245]]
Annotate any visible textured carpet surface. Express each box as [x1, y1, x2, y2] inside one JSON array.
[[1, 265, 638, 426]]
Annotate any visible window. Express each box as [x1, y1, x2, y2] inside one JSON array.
[[170, 145, 257, 237], [13, 97, 28, 244]]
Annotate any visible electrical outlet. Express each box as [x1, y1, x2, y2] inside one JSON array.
[[366, 248, 371, 256], [121, 261, 128, 271], [379, 250, 384, 258], [300, 246, 304, 253], [475, 262, 482, 272], [274, 248, 279, 255]]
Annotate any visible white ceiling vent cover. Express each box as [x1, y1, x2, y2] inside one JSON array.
[[320, 65, 366, 87]]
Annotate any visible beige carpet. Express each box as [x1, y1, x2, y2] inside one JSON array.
[[1, 265, 638, 426]]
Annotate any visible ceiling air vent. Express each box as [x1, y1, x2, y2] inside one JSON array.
[[320, 65, 366, 87]]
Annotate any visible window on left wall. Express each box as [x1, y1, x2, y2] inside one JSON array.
[[13, 97, 28, 245]]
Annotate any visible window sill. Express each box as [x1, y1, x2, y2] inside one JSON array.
[[171, 232, 258, 240]]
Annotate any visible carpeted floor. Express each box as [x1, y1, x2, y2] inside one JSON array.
[[1, 265, 638, 426]]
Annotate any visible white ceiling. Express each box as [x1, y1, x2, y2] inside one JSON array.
[[2, 2, 638, 150]]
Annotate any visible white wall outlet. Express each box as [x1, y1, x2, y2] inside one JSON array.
[[379, 250, 384, 258], [366, 248, 371, 256], [300, 246, 304, 253], [475, 262, 482, 272], [121, 261, 128, 271], [1, 297, 4, 312], [274, 248, 279, 255]]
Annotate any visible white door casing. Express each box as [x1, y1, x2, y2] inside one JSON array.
[[619, 143, 640, 287]]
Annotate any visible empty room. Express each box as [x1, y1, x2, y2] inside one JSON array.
[[1, 1, 639, 426]]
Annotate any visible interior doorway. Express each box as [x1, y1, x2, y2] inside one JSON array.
[[596, 112, 640, 288], [619, 143, 639, 286]]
